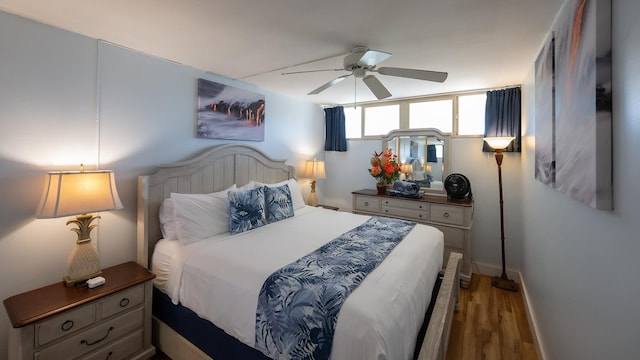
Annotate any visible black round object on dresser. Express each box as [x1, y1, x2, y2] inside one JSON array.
[[444, 173, 472, 201]]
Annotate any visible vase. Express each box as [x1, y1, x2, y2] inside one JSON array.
[[376, 183, 388, 195]]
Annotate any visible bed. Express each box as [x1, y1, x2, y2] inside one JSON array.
[[136, 144, 461, 360]]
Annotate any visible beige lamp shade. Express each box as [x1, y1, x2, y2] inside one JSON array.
[[401, 164, 413, 173], [301, 159, 327, 180], [35, 169, 123, 287], [36, 170, 123, 218], [483, 137, 515, 151]]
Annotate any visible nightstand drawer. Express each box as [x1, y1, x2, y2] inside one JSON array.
[[100, 284, 144, 319], [80, 329, 144, 360], [430, 204, 465, 226], [354, 196, 381, 212], [434, 225, 465, 249], [36, 303, 96, 347], [35, 307, 144, 360]]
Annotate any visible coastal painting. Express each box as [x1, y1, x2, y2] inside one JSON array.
[[534, 0, 612, 210], [197, 78, 265, 141]]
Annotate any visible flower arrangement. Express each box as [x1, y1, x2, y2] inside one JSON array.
[[368, 148, 402, 184]]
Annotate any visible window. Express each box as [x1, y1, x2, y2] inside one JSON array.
[[344, 106, 362, 139], [409, 99, 453, 132], [363, 104, 399, 136], [343, 88, 492, 139], [458, 94, 486, 136]]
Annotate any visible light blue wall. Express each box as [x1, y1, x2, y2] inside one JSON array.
[[520, 0, 640, 358], [0, 11, 324, 357]]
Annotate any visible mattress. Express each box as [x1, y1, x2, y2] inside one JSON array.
[[151, 206, 444, 360]]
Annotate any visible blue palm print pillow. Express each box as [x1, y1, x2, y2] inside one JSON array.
[[228, 186, 267, 234], [265, 184, 294, 223]]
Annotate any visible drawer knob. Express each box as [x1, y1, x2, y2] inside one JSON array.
[[419, 205, 423, 209], [81, 326, 114, 346], [107, 351, 113, 360], [119, 298, 130, 308], [364, 201, 369, 206], [61, 320, 74, 332], [419, 214, 423, 218], [444, 212, 450, 218], [385, 209, 388, 213]]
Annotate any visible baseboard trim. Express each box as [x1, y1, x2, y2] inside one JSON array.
[[517, 274, 548, 360], [471, 261, 520, 283]]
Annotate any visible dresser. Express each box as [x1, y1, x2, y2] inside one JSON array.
[[3, 261, 156, 360], [352, 189, 473, 287]]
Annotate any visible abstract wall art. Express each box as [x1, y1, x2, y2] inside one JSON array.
[[535, 0, 612, 210]]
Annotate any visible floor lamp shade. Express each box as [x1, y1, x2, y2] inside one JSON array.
[[36, 170, 123, 286], [301, 159, 326, 207]]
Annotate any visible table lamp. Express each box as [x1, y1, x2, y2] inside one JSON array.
[[36, 168, 123, 286], [301, 159, 326, 207]]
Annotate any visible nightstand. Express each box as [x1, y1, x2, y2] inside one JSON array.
[[318, 204, 339, 211], [4, 261, 156, 360]]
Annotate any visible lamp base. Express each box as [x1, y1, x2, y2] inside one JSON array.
[[491, 274, 518, 292], [64, 239, 102, 287]]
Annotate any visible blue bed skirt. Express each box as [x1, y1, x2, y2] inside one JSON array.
[[152, 275, 442, 360]]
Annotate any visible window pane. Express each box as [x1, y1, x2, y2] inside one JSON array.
[[364, 105, 399, 136], [458, 94, 486, 135], [409, 100, 453, 132], [343, 106, 362, 139]]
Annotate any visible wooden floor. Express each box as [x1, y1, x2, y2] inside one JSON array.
[[447, 274, 537, 360], [152, 273, 537, 360]]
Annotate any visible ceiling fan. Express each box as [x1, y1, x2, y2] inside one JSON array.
[[282, 46, 448, 100]]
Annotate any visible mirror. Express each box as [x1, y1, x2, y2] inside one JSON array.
[[381, 128, 451, 196]]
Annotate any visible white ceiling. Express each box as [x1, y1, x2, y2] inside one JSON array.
[[0, 0, 563, 106]]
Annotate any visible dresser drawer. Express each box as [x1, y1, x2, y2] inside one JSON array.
[[381, 197, 428, 211], [35, 307, 144, 360], [382, 206, 429, 221], [80, 329, 144, 360], [35, 303, 96, 347], [430, 204, 466, 226], [100, 284, 144, 319], [354, 195, 381, 212]]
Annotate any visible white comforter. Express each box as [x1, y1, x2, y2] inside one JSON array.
[[154, 206, 444, 360]]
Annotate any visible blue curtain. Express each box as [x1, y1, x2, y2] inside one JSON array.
[[324, 106, 347, 152], [483, 87, 521, 152], [426, 145, 437, 163]]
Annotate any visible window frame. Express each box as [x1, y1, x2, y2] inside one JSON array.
[[344, 89, 491, 140]]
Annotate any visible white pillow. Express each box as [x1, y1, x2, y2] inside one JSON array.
[[253, 178, 305, 211], [159, 199, 178, 240], [170, 185, 236, 245]]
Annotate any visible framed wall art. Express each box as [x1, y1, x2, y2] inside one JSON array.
[[535, 0, 612, 210], [197, 78, 265, 141]]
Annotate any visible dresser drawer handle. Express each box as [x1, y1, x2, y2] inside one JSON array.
[[106, 351, 113, 360], [61, 320, 74, 332], [81, 326, 114, 346], [119, 298, 130, 307], [364, 201, 369, 206], [419, 205, 423, 209], [443, 212, 450, 218], [419, 214, 423, 218]]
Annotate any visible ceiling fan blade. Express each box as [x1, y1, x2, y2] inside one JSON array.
[[357, 49, 392, 67], [362, 75, 392, 100], [308, 75, 350, 95], [377, 67, 448, 83]]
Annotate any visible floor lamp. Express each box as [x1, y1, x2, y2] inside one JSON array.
[[484, 137, 518, 292]]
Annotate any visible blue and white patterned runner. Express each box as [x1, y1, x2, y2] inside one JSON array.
[[255, 216, 416, 360]]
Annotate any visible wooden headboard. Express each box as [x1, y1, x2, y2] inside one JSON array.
[[136, 144, 295, 268]]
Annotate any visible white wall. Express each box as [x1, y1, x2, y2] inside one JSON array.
[[520, 0, 640, 358], [0, 11, 324, 358]]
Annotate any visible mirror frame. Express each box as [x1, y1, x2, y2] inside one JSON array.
[[381, 128, 451, 196]]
